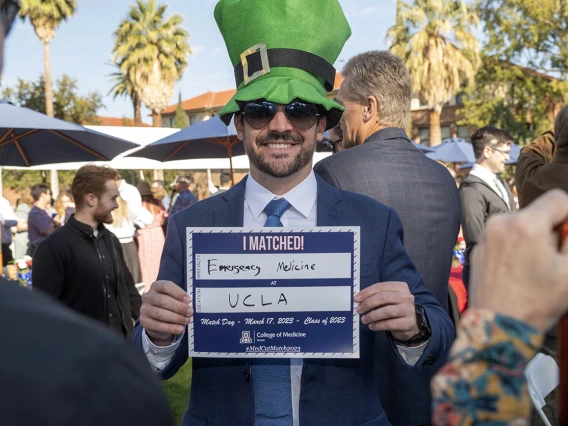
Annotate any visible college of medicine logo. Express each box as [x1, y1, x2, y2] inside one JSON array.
[[240, 331, 252, 344]]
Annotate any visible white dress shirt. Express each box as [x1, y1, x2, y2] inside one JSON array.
[[0, 196, 18, 245], [469, 164, 511, 210], [143, 171, 427, 426], [118, 180, 154, 228]]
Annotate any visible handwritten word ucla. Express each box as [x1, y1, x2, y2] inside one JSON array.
[[243, 235, 304, 251]]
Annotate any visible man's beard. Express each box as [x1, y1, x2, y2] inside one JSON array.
[[93, 202, 113, 225], [245, 130, 315, 178]]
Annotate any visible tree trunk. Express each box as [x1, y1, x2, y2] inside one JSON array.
[[153, 169, 164, 181], [152, 111, 162, 127], [133, 98, 142, 126], [44, 42, 54, 117], [429, 109, 442, 147]]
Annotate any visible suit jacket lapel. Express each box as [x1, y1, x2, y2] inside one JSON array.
[[315, 175, 344, 226], [469, 175, 510, 211], [496, 174, 516, 211], [214, 176, 247, 227]]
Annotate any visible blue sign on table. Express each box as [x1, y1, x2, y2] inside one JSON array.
[[187, 227, 360, 358]]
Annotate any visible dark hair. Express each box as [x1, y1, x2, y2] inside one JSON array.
[[141, 194, 160, 206], [220, 173, 231, 186], [136, 181, 152, 196], [555, 105, 568, 150], [177, 176, 194, 185], [31, 183, 50, 202], [470, 126, 514, 159], [72, 165, 120, 209]]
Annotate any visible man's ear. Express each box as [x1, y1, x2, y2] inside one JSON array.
[[84, 193, 97, 208], [234, 114, 245, 140], [365, 95, 379, 123], [316, 116, 327, 142]]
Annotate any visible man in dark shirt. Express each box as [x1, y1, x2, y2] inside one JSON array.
[[0, 5, 171, 424], [169, 175, 198, 215], [33, 165, 141, 339], [27, 183, 56, 256], [215, 172, 232, 194]]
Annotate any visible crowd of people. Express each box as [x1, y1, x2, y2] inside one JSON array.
[[1, 0, 568, 426], [0, 174, 202, 290]]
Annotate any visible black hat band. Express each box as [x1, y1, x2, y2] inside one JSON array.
[[234, 46, 336, 91]]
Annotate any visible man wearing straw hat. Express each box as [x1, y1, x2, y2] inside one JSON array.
[[135, 1, 453, 425]]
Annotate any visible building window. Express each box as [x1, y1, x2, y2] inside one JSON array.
[[441, 126, 451, 140], [189, 114, 197, 125], [458, 125, 470, 140], [169, 117, 175, 127], [456, 92, 466, 105], [419, 127, 429, 146]]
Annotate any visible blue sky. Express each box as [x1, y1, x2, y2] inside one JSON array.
[[2, 0, 396, 124]]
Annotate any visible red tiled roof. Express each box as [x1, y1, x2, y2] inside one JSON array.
[[163, 73, 345, 115], [162, 89, 236, 114], [95, 116, 151, 127]]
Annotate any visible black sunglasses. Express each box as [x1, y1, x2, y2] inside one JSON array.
[[241, 100, 321, 130], [1, 0, 19, 37], [326, 126, 343, 153]]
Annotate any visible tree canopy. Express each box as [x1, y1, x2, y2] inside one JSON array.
[[112, 0, 191, 126], [173, 92, 189, 128], [388, 0, 480, 145], [2, 74, 104, 125]]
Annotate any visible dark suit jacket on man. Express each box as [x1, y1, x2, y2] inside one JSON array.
[[0, 279, 172, 426], [515, 131, 568, 356], [133, 175, 454, 426], [314, 127, 460, 425], [516, 130, 568, 208], [459, 172, 516, 289]]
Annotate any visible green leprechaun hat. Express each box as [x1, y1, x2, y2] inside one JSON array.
[[214, 0, 351, 130]]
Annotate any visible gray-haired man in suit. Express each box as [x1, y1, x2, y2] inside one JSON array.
[[314, 50, 460, 426]]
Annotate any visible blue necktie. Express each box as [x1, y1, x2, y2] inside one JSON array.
[[252, 198, 293, 426], [263, 198, 291, 227]]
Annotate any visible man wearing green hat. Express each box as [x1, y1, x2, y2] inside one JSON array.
[[134, 1, 454, 425]]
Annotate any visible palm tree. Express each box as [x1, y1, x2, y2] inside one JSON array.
[[112, 0, 191, 127], [388, 0, 480, 146], [108, 65, 142, 126], [19, 0, 77, 118]]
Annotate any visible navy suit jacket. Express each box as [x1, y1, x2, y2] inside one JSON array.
[[133, 175, 453, 426], [315, 128, 460, 425]]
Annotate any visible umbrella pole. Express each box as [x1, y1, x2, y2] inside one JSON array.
[[51, 170, 60, 198], [228, 140, 235, 186]]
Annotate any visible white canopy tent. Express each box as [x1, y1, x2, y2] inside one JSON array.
[[2, 124, 332, 172]]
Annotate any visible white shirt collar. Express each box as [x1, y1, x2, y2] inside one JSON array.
[[470, 163, 497, 184], [245, 171, 318, 220]]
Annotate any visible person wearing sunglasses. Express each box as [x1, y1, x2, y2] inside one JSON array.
[[326, 125, 344, 153], [459, 126, 516, 290], [135, 2, 454, 426], [0, 2, 173, 425]]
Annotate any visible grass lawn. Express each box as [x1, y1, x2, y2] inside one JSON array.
[[162, 359, 192, 426]]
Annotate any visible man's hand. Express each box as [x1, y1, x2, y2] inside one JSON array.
[[355, 281, 419, 342], [470, 189, 568, 332], [140, 280, 193, 346]]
